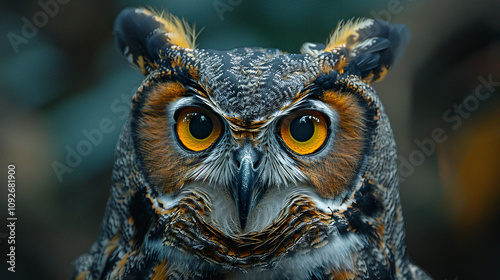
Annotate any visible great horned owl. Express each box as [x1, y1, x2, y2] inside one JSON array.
[[72, 7, 432, 280]]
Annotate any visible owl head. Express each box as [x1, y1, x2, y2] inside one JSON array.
[[73, 7, 431, 280]]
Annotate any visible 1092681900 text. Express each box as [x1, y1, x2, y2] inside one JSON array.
[[7, 164, 16, 273]]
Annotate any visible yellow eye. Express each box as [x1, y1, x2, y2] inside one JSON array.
[[176, 107, 222, 151], [280, 111, 328, 155]]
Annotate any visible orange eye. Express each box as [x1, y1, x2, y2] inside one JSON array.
[[176, 107, 222, 151], [280, 111, 328, 155]]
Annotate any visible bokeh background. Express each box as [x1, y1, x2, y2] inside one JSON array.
[[1, 0, 499, 279]]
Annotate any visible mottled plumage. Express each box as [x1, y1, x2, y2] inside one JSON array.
[[73, 7, 432, 280]]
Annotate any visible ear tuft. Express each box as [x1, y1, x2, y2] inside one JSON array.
[[144, 8, 197, 49], [114, 7, 197, 75], [325, 18, 376, 51], [323, 19, 410, 83]]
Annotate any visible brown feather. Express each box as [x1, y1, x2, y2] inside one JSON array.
[[302, 90, 366, 197]]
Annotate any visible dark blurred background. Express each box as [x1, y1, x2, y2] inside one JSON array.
[[1, 0, 499, 279]]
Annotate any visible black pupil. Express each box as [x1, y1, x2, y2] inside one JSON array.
[[189, 113, 213, 139], [290, 115, 315, 142]]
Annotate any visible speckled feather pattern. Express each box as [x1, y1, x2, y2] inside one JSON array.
[[193, 48, 319, 122]]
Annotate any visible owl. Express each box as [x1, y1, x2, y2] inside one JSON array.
[[72, 7, 433, 280]]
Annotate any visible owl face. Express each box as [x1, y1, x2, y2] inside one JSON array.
[[132, 47, 370, 235], [131, 70, 370, 275], [72, 8, 433, 280]]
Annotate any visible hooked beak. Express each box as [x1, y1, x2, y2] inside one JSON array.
[[232, 142, 263, 230]]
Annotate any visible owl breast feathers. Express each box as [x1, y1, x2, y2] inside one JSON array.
[[72, 7, 433, 280]]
